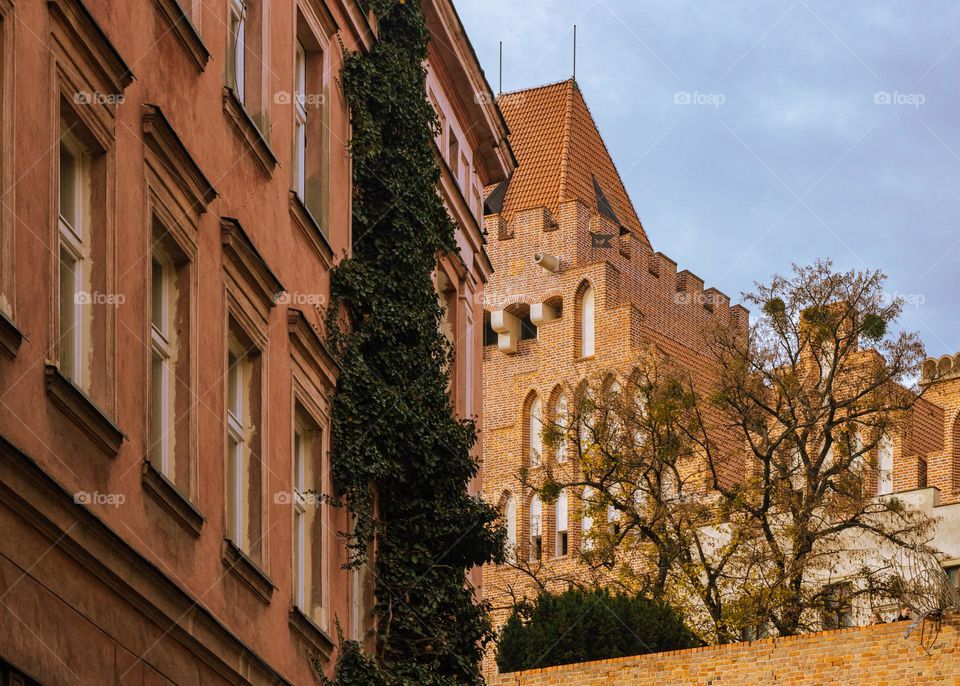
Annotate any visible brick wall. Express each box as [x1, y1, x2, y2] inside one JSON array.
[[488, 616, 960, 686]]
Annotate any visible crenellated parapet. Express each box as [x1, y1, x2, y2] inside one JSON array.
[[921, 352, 960, 384]]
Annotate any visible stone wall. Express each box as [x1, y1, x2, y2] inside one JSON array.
[[488, 616, 960, 686]]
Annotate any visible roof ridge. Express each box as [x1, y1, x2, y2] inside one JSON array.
[[557, 80, 576, 205], [497, 78, 573, 98]]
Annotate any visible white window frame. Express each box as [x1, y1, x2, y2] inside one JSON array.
[[58, 131, 87, 387], [292, 40, 307, 199], [226, 339, 248, 549], [529, 395, 542, 468], [293, 418, 308, 609], [581, 486, 595, 551], [504, 496, 517, 563], [555, 489, 568, 557], [581, 284, 595, 357], [555, 393, 569, 463], [150, 247, 176, 477], [529, 495, 542, 562], [229, 0, 246, 103], [877, 434, 894, 496]]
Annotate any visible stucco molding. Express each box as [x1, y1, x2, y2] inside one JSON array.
[[0, 308, 22, 358], [287, 308, 339, 391], [44, 363, 124, 456], [288, 606, 334, 662], [149, 0, 209, 72], [143, 104, 217, 215], [221, 217, 285, 312], [222, 86, 278, 178], [289, 191, 333, 269], [0, 435, 294, 685], [222, 538, 275, 605], [141, 459, 205, 538], [48, 0, 134, 95]]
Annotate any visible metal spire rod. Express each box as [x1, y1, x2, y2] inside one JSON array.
[[573, 24, 577, 81]]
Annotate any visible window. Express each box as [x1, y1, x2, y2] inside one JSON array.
[[292, 41, 306, 199], [58, 127, 89, 387], [529, 495, 542, 561], [877, 434, 894, 496], [944, 563, 960, 592], [555, 489, 568, 557], [528, 394, 543, 468], [555, 392, 569, 464], [448, 132, 459, 179], [228, 0, 246, 103], [292, 13, 331, 226], [581, 486, 595, 551], [293, 407, 324, 623], [225, 324, 262, 558], [821, 583, 854, 629], [150, 242, 176, 480], [607, 485, 621, 537], [482, 311, 498, 346], [579, 283, 595, 357], [504, 495, 517, 562]]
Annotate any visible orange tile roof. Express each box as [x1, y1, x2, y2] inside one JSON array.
[[492, 79, 650, 247]]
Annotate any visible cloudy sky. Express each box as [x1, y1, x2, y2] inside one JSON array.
[[457, 0, 960, 358]]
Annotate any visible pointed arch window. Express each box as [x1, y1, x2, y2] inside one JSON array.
[[504, 495, 518, 562], [529, 495, 543, 561], [581, 486, 595, 551], [529, 394, 543, 468], [877, 434, 894, 495], [555, 489, 569, 557], [580, 284, 595, 357], [555, 391, 569, 464]]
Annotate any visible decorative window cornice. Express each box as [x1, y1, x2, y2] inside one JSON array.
[[288, 308, 339, 391], [48, 0, 134, 95], [221, 217, 284, 313], [143, 104, 217, 215], [149, 0, 209, 72], [288, 605, 334, 661]]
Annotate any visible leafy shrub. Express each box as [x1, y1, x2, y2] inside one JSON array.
[[495, 588, 701, 673]]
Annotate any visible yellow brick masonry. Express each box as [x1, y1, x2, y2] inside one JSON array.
[[488, 616, 960, 686]]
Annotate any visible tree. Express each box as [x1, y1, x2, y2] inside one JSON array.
[[325, 1, 505, 684], [495, 588, 700, 672], [523, 261, 937, 642]]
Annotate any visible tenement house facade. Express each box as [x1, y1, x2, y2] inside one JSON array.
[[0, 0, 509, 684], [479, 79, 960, 646]]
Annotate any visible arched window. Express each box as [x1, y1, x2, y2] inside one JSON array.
[[555, 489, 568, 556], [607, 484, 621, 536], [529, 394, 543, 468], [581, 486, 595, 551], [877, 434, 893, 496], [504, 495, 518, 562], [529, 496, 543, 561], [554, 391, 569, 464], [579, 283, 595, 357]]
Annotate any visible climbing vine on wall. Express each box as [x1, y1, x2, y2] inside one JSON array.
[[323, 1, 505, 684]]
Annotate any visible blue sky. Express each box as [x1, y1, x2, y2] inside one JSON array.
[[457, 0, 960, 358]]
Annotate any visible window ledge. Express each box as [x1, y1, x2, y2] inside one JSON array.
[[142, 460, 204, 537], [222, 538, 274, 604], [150, 0, 209, 72], [289, 606, 334, 661], [289, 191, 333, 269], [44, 364, 124, 456], [222, 87, 277, 178], [0, 309, 23, 358]]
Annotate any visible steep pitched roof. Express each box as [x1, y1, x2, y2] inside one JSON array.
[[491, 79, 650, 246]]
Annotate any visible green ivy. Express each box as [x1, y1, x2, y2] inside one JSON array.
[[323, 1, 506, 684]]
